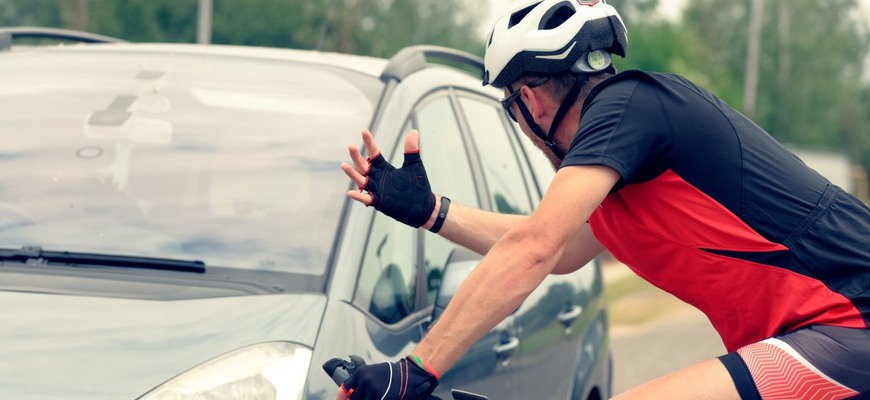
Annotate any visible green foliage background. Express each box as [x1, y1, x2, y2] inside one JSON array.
[[610, 0, 870, 195], [0, 0, 486, 56], [1, 0, 868, 193]]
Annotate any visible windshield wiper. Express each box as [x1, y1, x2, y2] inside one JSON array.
[[0, 245, 205, 273]]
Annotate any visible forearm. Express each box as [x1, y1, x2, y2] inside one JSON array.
[[422, 196, 605, 273], [422, 197, 524, 255], [413, 226, 559, 373]]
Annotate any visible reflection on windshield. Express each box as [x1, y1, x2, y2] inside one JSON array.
[[0, 50, 375, 274]]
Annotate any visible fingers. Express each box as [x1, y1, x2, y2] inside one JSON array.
[[344, 129, 380, 208], [348, 129, 383, 175], [404, 129, 420, 153], [341, 162, 367, 189], [347, 190, 374, 206], [344, 128, 421, 208], [361, 129, 381, 160], [348, 143, 369, 174]]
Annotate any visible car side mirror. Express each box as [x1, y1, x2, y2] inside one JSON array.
[[432, 247, 482, 323]]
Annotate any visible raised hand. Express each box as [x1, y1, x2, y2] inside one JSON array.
[[340, 129, 436, 228]]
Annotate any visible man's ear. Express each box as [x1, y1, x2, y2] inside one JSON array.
[[520, 85, 546, 123]]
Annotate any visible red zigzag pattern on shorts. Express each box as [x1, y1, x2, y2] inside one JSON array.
[[737, 340, 859, 400]]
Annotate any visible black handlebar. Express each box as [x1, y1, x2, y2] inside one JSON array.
[[323, 355, 366, 388], [322, 356, 489, 400]]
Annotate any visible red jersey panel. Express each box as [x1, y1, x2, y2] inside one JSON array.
[[588, 170, 865, 351]]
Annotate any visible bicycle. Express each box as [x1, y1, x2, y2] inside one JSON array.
[[323, 356, 489, 400]]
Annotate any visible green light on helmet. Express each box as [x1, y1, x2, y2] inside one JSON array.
[[587, 50, 607, 71]]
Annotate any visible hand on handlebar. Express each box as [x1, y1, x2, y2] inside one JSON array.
[[341, 129, 436, 228], [328, 355, 440, 400]]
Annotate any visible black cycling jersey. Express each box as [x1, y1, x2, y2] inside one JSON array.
[[560, 70, 870, 351]]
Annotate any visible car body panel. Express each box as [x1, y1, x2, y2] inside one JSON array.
[[0, 288, 325, 399], [512, 263, 610, 399]]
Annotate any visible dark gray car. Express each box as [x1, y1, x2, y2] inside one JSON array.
[[0, 28, 612, 400]]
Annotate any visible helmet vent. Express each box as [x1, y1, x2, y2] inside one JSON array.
[[540, 2, 576, 30], [509, 1, 543, 28]]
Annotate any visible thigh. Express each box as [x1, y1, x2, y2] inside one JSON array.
[[721, 325, 870, 400], [612, 358, 740, 400]]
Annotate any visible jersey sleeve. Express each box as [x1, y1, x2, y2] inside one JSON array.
[[560, 73, 673, 189]]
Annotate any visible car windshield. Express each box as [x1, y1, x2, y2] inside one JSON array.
[[0, 49, 376, 275]]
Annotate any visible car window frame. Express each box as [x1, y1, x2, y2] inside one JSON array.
[[453, 89, 538, 213], [350, 87, 491, 328]]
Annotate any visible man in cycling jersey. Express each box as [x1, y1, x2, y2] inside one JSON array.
[[336, 0, 870, 399]]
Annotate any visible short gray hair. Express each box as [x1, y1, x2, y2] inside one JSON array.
[[514, 71, 613, 104]]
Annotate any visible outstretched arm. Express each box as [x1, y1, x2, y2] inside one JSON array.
[[340, 129, 605, 273], [427, 199, 604, 274]]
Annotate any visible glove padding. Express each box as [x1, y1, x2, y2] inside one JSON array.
[[364, 152, 435, 228], [340, 356, 439, 400]]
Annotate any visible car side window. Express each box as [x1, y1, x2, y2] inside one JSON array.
[[458, 95, 534, 215], [355, 141, 418, 325], [415, 95, 481, 307]]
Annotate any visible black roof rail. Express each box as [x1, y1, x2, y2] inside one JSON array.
[[0, 26, 126, 51], [380, 45, 484, 83]]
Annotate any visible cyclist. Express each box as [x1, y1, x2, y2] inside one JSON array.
[[337, 0, 870, 399]]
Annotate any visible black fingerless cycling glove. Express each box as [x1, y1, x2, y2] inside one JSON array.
[[341, 356, 439, 400], [364, 152, 436, 228]]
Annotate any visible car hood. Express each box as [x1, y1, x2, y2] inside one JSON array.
[[0, 290, 326, 400]]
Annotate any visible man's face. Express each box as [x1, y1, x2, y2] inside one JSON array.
[[502, 84, 562, 170], [502, 87, 562, 170]]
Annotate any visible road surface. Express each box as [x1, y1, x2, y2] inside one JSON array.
[[610, 306, 726, 395]]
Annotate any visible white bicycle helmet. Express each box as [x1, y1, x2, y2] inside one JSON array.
[[483, 0, 628, 88]]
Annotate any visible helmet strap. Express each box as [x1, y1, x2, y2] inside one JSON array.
[[548, 74, 586, 152], [515, 74, 586, 161], [515, 99, 564, 160]]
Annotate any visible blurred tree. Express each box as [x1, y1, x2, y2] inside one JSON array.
[[611, 15, 691, 75], [0, 0, 485, 57], [756, 0, 867, 146], [0, 0, 68, 28], [307, 0, 487, 57], [608, 0, 696, 80], [607, 0, 659, 20], [677, 0, 749, 106], [680, 0, 869, 178], [0, 0, 197, 41], [612, 0, 869, 180], [207, 0, 317, 48], [91, 0, 197, 42]]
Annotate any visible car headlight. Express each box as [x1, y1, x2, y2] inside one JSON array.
[[139, 342, 312, 400]]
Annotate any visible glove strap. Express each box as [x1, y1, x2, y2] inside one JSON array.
[[408, 354, 441, 380], [428, 196, 451, 234]]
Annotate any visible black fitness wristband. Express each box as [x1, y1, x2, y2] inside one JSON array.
[[429, 196, 450, 233]]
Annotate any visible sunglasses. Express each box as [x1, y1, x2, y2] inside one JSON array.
[[499, 77, 550, 122]]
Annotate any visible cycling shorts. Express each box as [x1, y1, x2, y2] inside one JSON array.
[[718, 325, 870, 399]]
